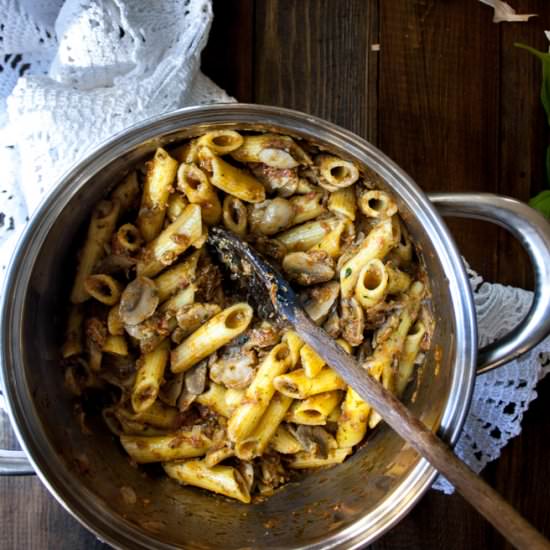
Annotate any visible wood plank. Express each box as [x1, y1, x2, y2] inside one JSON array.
[[378, 0, 501, 282], [254, 0, 378, 141], [202, 0, 254, 101], [497, 0, 549, 289]]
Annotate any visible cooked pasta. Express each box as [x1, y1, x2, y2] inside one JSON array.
[[62, 128, 431, 504]]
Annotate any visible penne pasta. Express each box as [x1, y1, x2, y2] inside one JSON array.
[[111, 171, 140, 213], [336, 387, 371, 448], [121, 431, 211, 463], [201, 147, 265, 203], [177, 163, 222, 225], [154, 250, 200, 303], [312, 219, 354, 259], [358, 189, 398, 219], [137, 204, 203, 278], [290, 192, 326, 225], [102, 334, 128, 356], [171, 303, 253, 373], [316, 155, 359, 191], [270, 424, 303, 454], [197, 129, 244, 154], [222, 195, 248, 237], [282, 330, 304, 366], [166, 192, 189, 223], [355, 259, 388, 310], [84, 274, 123, 306], [113, 223, 142, 254], [61, 305, 84, 358], [163, 460, 251, 504], [286, 391, 341, 426], [274, 367, 346, 399], [132, 340, 170, 413], [288, 448, 352, 469], [235, 392, 293, 460], [71, 199, 120, 303], [227, 343, 292, 442], [277, 218, 339, 251], [137, 147, 179, 242], [300, 344, 325, 378], [339, 217, 397, 298], [396, 321, 426, 397], [328, 187, 357, 220]]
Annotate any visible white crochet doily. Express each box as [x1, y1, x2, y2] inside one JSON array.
[[0, 0, 549, 495]]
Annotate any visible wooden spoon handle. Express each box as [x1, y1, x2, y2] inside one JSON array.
[[293, 308, 550, 550]]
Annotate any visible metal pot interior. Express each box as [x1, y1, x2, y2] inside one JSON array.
[[1, 105, 476, 549]]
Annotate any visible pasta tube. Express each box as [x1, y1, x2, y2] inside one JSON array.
[[163, 460, 251, 504], [288, 448, 351, 469], [166, 192, 189, 222], [282, 330, 304, 366], [336, 387, 371, 448], [354, 259, 388, 310], [171, 303, 253, 373], [274, 367, 346, 399], [202, 148, 265, 203], [84, 274, 123, 305], [227, 343, 292, 442], [222, 195, 247, 237], [312, 219, 354, 259], [328, 187, 356, 220], [137, 204, 203, 278], [111, 171, 139, 212], [230, 133, 311, 168], [290, 192, 326, 225], [196, 383, 232, 418], [116, 400, 179, 430], [235, 392, 293, 460], [386, 263, 412, 294], [316, 155, 359, 190], [197, 130, 244, 154], [340, 217, 397, 298], [137, 147, 179, 242], [132, 340, 170, 413], [358, 189, 398, 219], [120, 431, 211, 463], [270, 425, 303, 454], [71, 199, 120, 303], [177, 163, 222, 225], [286, 391, 341, 426], [396, 321, 426, 396], [61, 305, 84, 358], [277, 218, 339, 251], [102, 335, 128, 356], [300, 344, 325, 378], [154, 250, 200, 302], [113, 223, 142, 254]]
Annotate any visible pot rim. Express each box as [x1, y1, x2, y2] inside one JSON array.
[[0, 103, 477, 549]]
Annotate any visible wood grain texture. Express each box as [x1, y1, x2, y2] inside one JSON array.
[[2, 0, 550, 548]]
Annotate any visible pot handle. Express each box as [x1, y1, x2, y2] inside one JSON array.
[[428, 192, 550, 374], [0, 388, 34, 475]]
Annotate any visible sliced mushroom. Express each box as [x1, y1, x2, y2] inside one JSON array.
[[209, 350, 257, 389], [323, 309, 341, 338], [242, 322, 281, 350], [249, 164, 299, 196], [282, 250, 335, 286], [237, 461, 255, 494], [288, 425, 337, 459], [176, 388, 197, 412], [159, 373, 184, 406], [247, 235, 287, 262], [301, 281, 340, 324], [119, 277, 159, 326], [341, 297, 365, 346], [185, 362, 208, 395], [95, 254, 137, 274], [176, 303, 221, 338], [248, 198, 295, 236]]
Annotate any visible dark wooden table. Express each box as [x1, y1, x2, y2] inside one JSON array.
[[2, 1, 550, 548]]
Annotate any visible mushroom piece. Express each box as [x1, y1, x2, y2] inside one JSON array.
[[175, 303, 221, 339], [248, 198, 295, 236], [282, 250, 335, 286], [95, 254, 137, 274], [159, 373, 185, 407], [288, 425, 337, 459], [301, 281, 340, 325], [249, 164, 299, 196], [185, 362, 208, 395], [119, 276, 159, 326], [237, 461, 255, 494], [209, 350, 257, 390], [340, 297, 365, 346], [323, 309, 341, 338]]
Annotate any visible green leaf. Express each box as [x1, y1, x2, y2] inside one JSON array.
[[515, 43, 550, 126], [528, 189, 550, 218]]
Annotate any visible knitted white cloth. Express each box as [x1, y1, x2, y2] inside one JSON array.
[[0, 0, 548, 494]]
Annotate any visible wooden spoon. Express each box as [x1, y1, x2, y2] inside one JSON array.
[[208, 226, 550, 550]]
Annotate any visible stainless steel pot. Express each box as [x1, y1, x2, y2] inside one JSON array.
[[1, 104, 550, 549]]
